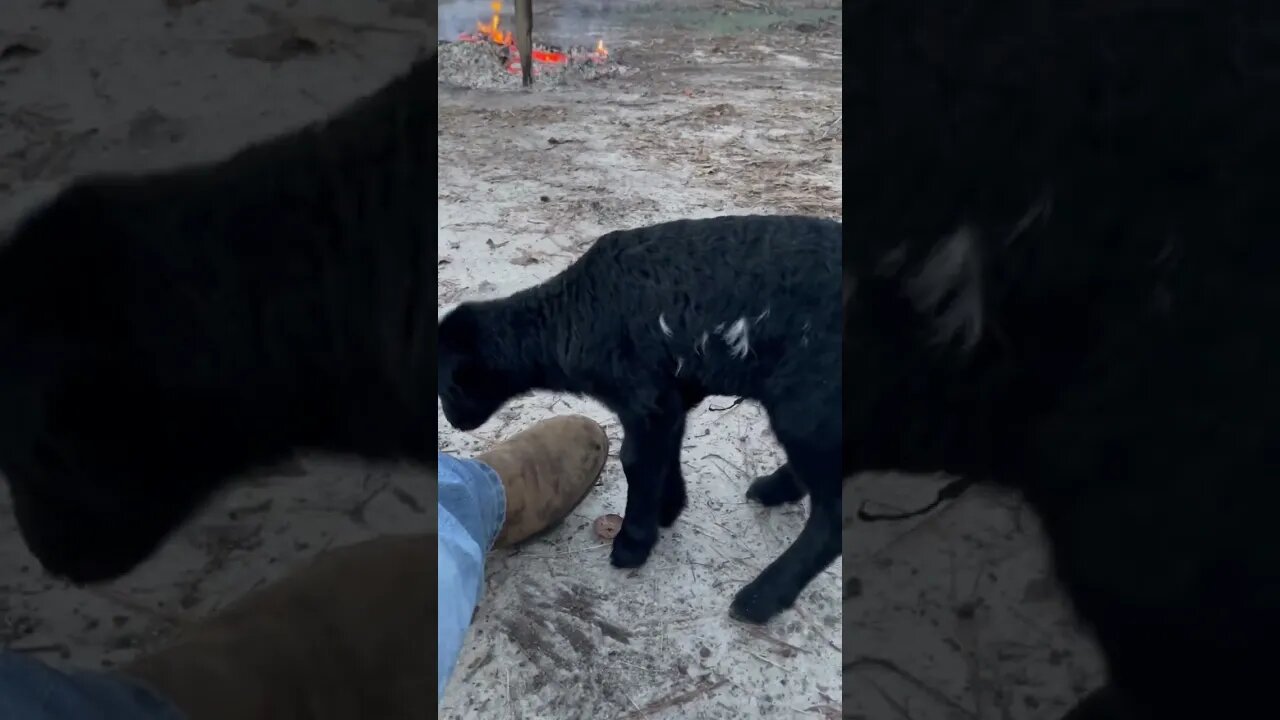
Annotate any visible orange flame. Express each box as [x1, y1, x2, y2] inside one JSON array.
[[463, 1, 608, 75], [477, 1, 511, 45]]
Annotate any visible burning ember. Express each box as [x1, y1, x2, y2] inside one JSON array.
[[457, 1, 609, 78]]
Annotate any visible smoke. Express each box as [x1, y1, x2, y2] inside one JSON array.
[[546, 0, 612, 41], [439, 0, 486, 40]]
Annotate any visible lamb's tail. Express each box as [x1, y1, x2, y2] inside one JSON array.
[[856, 477, 976, 522]]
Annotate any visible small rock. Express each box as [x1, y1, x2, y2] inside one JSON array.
[[593, 514, 623, 540]]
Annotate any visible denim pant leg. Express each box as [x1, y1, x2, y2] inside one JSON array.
[[436, 452, 506, 702], [0, 651, 184, 720]]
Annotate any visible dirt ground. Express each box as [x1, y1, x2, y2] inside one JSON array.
[[0, 0, 1103, 718], [437, 2, 843, 718]]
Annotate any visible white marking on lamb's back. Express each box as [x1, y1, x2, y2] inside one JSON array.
[[722, 317, 750, 359], [658, 313, 673, 337], [906, 225, 984, 351], [675, 357, 685, 376], [695, 332, 709, 356]]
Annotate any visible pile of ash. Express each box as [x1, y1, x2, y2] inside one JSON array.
[[436, 40, 628, 90]]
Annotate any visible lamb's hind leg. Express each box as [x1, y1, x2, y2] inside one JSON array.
[[730, 446, 840, 623], [746, 462, 808, 506], [656, 386, 705, 527], [611, 400, 687, 568]]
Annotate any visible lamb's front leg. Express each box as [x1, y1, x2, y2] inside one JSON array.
[[611, 409, 685, 568]]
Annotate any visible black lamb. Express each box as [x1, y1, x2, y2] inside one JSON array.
[[437, 214, 841, 624], [847, 1, 1280, 718], [0, 52, 437, 584]]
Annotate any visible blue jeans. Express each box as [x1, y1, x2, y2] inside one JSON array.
[[0, 652, 183, 719], [436, 452, 506, 701], [0, 452, 501, 716]]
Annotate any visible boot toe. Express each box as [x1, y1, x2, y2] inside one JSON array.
[[555, 415, 609, 492], [485, 415, 609, 547]]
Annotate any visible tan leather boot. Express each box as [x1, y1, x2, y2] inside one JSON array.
[[476, 415, 608, 547], [117, 534, 431, 720]]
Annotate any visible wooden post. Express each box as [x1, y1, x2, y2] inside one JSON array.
[[515, 0, 534, 87]]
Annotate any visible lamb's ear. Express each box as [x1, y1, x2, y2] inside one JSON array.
[[904, 225, 985, 352], [438, 304, 480, 354]]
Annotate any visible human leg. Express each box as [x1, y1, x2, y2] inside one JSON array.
[[0, 651, 184, 720], [436, 452, 507, 699], [436, 415, 608, 699]]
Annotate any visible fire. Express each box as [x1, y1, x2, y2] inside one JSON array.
[[476, 1, 511, 45], [462, 1, 609, 77]]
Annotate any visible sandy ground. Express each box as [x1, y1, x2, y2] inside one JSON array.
[[0, 1, 1105, 718], [437, 2, 843, 718]]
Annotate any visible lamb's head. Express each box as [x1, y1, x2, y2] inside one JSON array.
[[0, 184, 218, 583], [4, 449, 211, 584], [0, 343, 230, 584], [4, 177, 332, 583], [437, 303, 521, 431]]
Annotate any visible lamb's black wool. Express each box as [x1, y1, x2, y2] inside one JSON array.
[[438, 215, 841, 623], [0, 53, 438, 584], [847, 2, 1280, 718]]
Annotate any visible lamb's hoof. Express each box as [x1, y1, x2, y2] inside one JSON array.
[[729, 583, 789, 624], [745, 470, 806, 507], [609, 536, 654, 569]]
